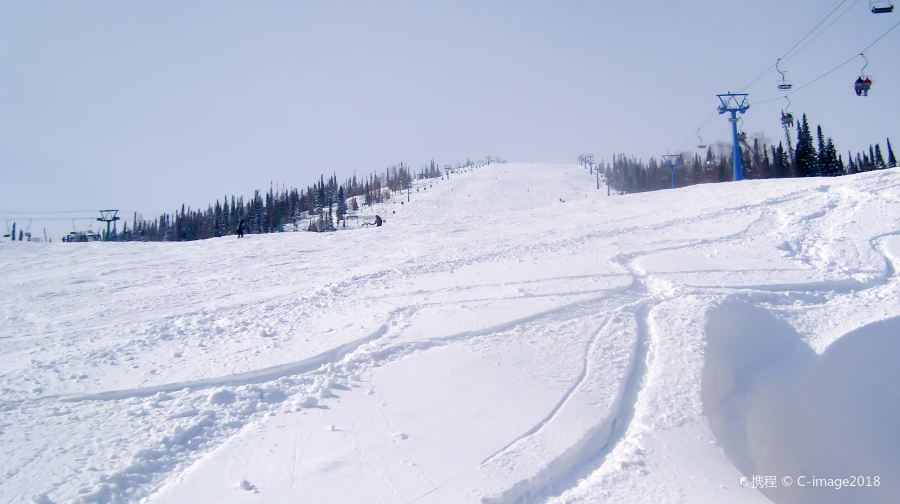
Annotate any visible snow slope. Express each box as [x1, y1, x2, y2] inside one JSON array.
[[1, 163, 899, 504]]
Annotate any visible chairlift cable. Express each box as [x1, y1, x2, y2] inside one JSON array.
[[678, 0, 887, 161], [751, 20, 899, 106], [779, 0, 852, 61], [0, 216, 97, 221], [782, 0, 862, 65], [737, 0, 851, 92], [0, 209, 98, 214], [678, 108, 718, 151], [859, 19, 900, 52]]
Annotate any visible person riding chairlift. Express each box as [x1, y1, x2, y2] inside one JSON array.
[[781, 111, 794, 127], [855, 76, 872, 96]]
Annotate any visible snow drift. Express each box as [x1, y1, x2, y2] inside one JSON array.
[[704, 303, 900, 504]]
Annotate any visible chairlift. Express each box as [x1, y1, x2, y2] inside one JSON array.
[[781, 111, 794, 127], [737, 118, 748, 144], [870, 0, 894, 13], [781, 96, 794, 127], [696, 129, 707, 149], [854, 53, 873, 96], [776, 58, 793, 91]]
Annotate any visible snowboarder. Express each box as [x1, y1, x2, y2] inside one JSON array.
[[237, 219, 245, 238], [374, 215, 383, 227]]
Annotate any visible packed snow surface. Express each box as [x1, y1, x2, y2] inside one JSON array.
[[2, 164, 899, 504]]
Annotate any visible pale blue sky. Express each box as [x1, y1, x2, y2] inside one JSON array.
[[1, 0, 898, 236]]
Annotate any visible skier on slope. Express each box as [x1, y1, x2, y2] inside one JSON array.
[[374, 215, 383, 227], [237, 219, 245, 238]]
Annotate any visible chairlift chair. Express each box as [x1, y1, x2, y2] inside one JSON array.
[[870, 0, 894, 13], [781, 96, 794, 127], [776, 58, 793, 91], [696, 129, 707, 149], [736, 118, 748, 144], [781, 112, 794, 127], [854, 53, 873, 96]]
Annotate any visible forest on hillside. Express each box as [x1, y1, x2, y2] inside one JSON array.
[[100, 160, 466, 242], [594, 114, 896, 194]]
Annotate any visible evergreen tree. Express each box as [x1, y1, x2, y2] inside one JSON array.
[[815, 125, 827, 177], [794, 115, 816, 177], [336, 186, 348, 223], [316, 176, 326, 217], [822, 138, 840, 176], [888, 138, 897, 168], [760, 141, 771, 179], [846, 151, 857, 174], [874, 144, 886, 169]]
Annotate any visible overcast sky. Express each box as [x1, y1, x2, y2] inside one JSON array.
[[2, 0, 898, 237]]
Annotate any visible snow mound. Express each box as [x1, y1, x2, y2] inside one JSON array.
[[704, 302, 900, 504]]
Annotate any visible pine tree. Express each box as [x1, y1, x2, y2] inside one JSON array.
[[760, 140, 771, 179], [795, 115, 816, 177], [874, 144, 886, 169], [888, 138, 897, 168], [822, 138, 839, 176], [846, 151, 857, 174], [316, 176, 326, 217], [336, 186, 348, 223], [815, 125, 827, 177]]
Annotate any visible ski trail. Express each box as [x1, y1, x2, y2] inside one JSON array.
[[479, 306, 626, 466], [480, 208, 777, 502], [481, 300, 653, 504], [57, 310, 406, 402], [45, 291, 616, 503]]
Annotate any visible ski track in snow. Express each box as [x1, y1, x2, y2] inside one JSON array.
[[2, 164, 899, 503]]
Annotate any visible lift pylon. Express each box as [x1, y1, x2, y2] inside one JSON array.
[[716, 93, 750, 181]]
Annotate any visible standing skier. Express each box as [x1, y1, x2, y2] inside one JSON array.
[[237, 219, 245, 238]]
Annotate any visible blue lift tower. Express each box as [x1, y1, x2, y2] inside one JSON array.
[[662, 154, 682, 189], [716, 93, 750, 181]]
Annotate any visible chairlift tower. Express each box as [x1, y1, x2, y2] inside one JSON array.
[[716, 93, 750, 181], [662, 154, 682, 189], [97, 209, 120, 241]]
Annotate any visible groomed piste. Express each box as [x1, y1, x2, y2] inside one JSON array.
[[2, 163, 899, 503]]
